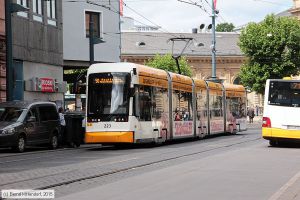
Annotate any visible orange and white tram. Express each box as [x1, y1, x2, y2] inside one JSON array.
[[85, 63, 247, 144]]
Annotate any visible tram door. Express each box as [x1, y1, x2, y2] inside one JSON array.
[[136, 86, 159, 141]]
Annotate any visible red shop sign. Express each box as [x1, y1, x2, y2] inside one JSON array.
[[40, 78, 54, 92]]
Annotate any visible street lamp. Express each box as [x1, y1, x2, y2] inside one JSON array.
[[89, 20, 105, 65], [5, 0, 29, 101], [178, 0, 219, 82], [210, 0, 217, 81]]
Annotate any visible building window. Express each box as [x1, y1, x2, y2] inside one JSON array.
[[233, 77, 241, 85], [47, 0, 57, 26], [85, 11, 101, 38], [33, 0, 43, 22], [17, 0, 28, 18]]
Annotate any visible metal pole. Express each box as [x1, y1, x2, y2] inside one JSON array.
[[5, 0, 13, 101], [173, 56, 181, 75], [89, 20, 94, 65], [211, 0, 217, 80]]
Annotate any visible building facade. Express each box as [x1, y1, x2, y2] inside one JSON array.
[[63, 1, 121, 69], [121, 32, 265, 110], [121, 0, 300, 111], [11, 0, 64, 104], [0, 1, 6, 102], [291, 0, 300, 18], [121, 32, 246, 84], [62, 0, 121, 110]]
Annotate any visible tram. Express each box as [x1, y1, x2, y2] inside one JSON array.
[[85, 63, 247, 144]]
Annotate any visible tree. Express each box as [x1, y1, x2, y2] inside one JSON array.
[[238, 15, 300, 94], [145, 54, 192, 77], [216, 23, 235, 32]]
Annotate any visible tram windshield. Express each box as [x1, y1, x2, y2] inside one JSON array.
[[87, 72, 130, 121], [268, 81, 300, 107]]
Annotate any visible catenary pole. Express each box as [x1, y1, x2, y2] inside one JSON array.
[[211, 0, 217, 80]]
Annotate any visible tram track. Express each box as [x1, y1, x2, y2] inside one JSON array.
[[38, 137, 261, 190], [0, 145, 109, 165], [0, 133, 248, 165], [0, 144, 101, 159], [0, 135, 262, 191]]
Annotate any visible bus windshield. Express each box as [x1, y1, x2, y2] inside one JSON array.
[[268, 81, 300, 107], [88, 72, 130, 121]]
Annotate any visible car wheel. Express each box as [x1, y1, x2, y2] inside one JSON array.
[[49, 134, 58, 150], [13, 135, 26, 153]]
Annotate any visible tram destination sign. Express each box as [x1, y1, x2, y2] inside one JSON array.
[[93, 77, 125, 84]]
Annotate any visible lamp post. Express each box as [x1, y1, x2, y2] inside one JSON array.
[[73, 16, 104, 111], [89, 18, 104, 65], [211, 0, 217, 81], [5, 0, 28, 101], [177, 0, 219, 82]]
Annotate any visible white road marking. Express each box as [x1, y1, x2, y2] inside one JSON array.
[[268, 170, 300, 200]]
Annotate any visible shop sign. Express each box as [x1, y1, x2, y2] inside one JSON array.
[[39, 78, 55, 92]]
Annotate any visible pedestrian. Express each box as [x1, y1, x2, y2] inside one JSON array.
[[255, 105, 259, 116], [247, 107, 255, 123], [58, 107, 66, 144]]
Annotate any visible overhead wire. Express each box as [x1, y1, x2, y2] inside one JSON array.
[[65, 0, 242, 55]]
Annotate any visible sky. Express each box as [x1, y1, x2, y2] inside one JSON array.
[[123, 0, 293, 32]]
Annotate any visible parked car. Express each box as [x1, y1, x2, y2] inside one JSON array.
[[0, 101, 61, 152]]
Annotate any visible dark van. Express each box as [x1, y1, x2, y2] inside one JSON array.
[[0, 101, 61, 152]]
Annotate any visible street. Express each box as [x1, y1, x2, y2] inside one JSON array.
[[0, 124, 300, 200]]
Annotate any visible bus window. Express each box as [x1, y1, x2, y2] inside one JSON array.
[[269, 81, 300, 107]]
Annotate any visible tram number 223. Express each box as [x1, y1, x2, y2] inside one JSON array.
[[104, 124, 111, 128]]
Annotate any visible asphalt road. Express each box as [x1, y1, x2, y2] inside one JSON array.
[[1, 125, 300, 200]]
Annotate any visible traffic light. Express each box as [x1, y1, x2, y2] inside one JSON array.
[[71, 82, 86, 94]]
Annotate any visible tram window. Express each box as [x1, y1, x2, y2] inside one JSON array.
[[210, 94, 223, 118], [152, 87, 167, 120], [196, 91, 207, 120], [227, 97, 246, 118], [173, 90, 193, 121], [138, 86, 152, 121]]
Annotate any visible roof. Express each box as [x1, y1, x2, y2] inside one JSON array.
[[0, 101, 56, 108], [276, 9, 292, 17], [121, 32, 243, 57], [223, 84, 246, 92]]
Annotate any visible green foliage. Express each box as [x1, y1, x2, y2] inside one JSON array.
[[238, 14, 300, 94], [64, 69, 87, 75], [216, 23, 235, 32], [145, 54, 192, 77]]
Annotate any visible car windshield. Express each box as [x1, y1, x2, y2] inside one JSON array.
[[0, 107, 25, 122]]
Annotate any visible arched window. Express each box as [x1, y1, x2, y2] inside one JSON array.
[[233, 77, 241, 85]]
